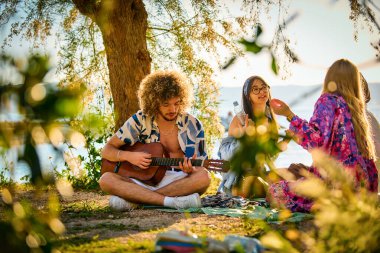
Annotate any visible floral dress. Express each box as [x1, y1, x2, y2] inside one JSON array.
[[267, 93, 378, 212]]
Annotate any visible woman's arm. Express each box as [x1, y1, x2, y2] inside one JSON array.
[[228, 115, 249, 137], [270, 95, 337, 151], [289, 95, 337, 150]]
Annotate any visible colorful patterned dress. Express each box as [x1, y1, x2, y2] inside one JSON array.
[[267, 93, 378, 212]]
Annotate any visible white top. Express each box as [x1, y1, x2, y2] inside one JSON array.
[[367, 110, 380, 159]]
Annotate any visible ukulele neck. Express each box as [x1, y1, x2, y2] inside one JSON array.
[[150, 157, 203, 167]]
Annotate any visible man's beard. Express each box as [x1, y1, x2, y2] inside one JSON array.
[[159, 111, 177, 121]]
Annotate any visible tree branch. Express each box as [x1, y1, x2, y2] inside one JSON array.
[[0, 0, 21, 26], [72, 0, 98, 20], [364, 0, 380, 31], [367, 0, 380, 12]]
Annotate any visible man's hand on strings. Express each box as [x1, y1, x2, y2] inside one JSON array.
[[179, 153, 197, 174]]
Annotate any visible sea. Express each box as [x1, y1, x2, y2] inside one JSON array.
[[1, 83, 380, 181], [216, 83, 380, 168]]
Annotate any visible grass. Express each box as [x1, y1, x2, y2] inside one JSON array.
[[62, 200, 113, 219], [0, 174, 274, 253], [70, 222, 134, 232], [56, 237, 154, 253]]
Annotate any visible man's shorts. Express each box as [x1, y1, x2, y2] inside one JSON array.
[[130, 169, 188, 191]]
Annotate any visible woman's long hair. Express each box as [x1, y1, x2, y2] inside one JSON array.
[[323, 59, 375, 160], [241, 76, 279, 137]]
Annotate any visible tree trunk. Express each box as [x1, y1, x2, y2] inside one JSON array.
[[74, 0, 151, 130]]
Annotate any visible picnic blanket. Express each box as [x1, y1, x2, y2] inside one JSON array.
[[152, 206, 312, 224], [145, 193, 313, 224]]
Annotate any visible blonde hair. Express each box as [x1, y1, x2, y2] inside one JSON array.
[[137, 70, 193, 116], [323, 59, 376, 160]]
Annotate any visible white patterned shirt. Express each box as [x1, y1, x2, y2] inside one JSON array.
[[116, 110, 207, 159]]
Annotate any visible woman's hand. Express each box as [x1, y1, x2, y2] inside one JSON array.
[[270, 98, 294, 118], [238, 114, 250, 131], [288, 163, 309, 180], [228, 114, 250, 137]]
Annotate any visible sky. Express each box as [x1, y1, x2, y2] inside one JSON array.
[[216, 0, 380, 87]]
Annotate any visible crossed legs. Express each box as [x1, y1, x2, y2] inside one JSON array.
[[99, 167, 211, 206]]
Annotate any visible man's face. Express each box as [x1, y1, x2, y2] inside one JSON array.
[[158, 97, 181, 121]]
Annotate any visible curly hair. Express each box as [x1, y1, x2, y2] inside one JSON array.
[[137, 70, 193, 116]]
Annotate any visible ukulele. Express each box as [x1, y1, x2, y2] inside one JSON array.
[[101, 142, 230, 186]]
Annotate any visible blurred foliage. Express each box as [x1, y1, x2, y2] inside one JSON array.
[[0, 166, 15, 188], [0, 150, 15, 187], [229, 119, 380, 252], [372, 40, 380, 60], [229, 117, 287, 186], [203, 171, 221, 196], [293, 150, 380, 253], [260, 153, 380, 252], [0, 188, 65, 253], [223, 18, 300, 75], [348, 0, 380, 40], [56, 113, 114, 190], [0, 54, 83, 252], [0, 54, 84, 184]]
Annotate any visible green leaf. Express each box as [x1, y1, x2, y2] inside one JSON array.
[[222, 56, 236, 70], [239, 39, 262, 54], [256, 25, 263, 38], [271, 55, 278, 75]]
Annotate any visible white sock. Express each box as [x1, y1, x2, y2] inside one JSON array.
[[163, 196, 175, 208]]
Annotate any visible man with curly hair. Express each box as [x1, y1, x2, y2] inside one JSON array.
[[99, 70, 210, 211]]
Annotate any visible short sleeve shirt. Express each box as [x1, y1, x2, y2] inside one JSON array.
[[116, 110, 207, 159]]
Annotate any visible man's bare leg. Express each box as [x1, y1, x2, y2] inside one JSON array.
[[99, 167, 210, 205], [156, 167, 210, 196], [99, 172, 165, 205]]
